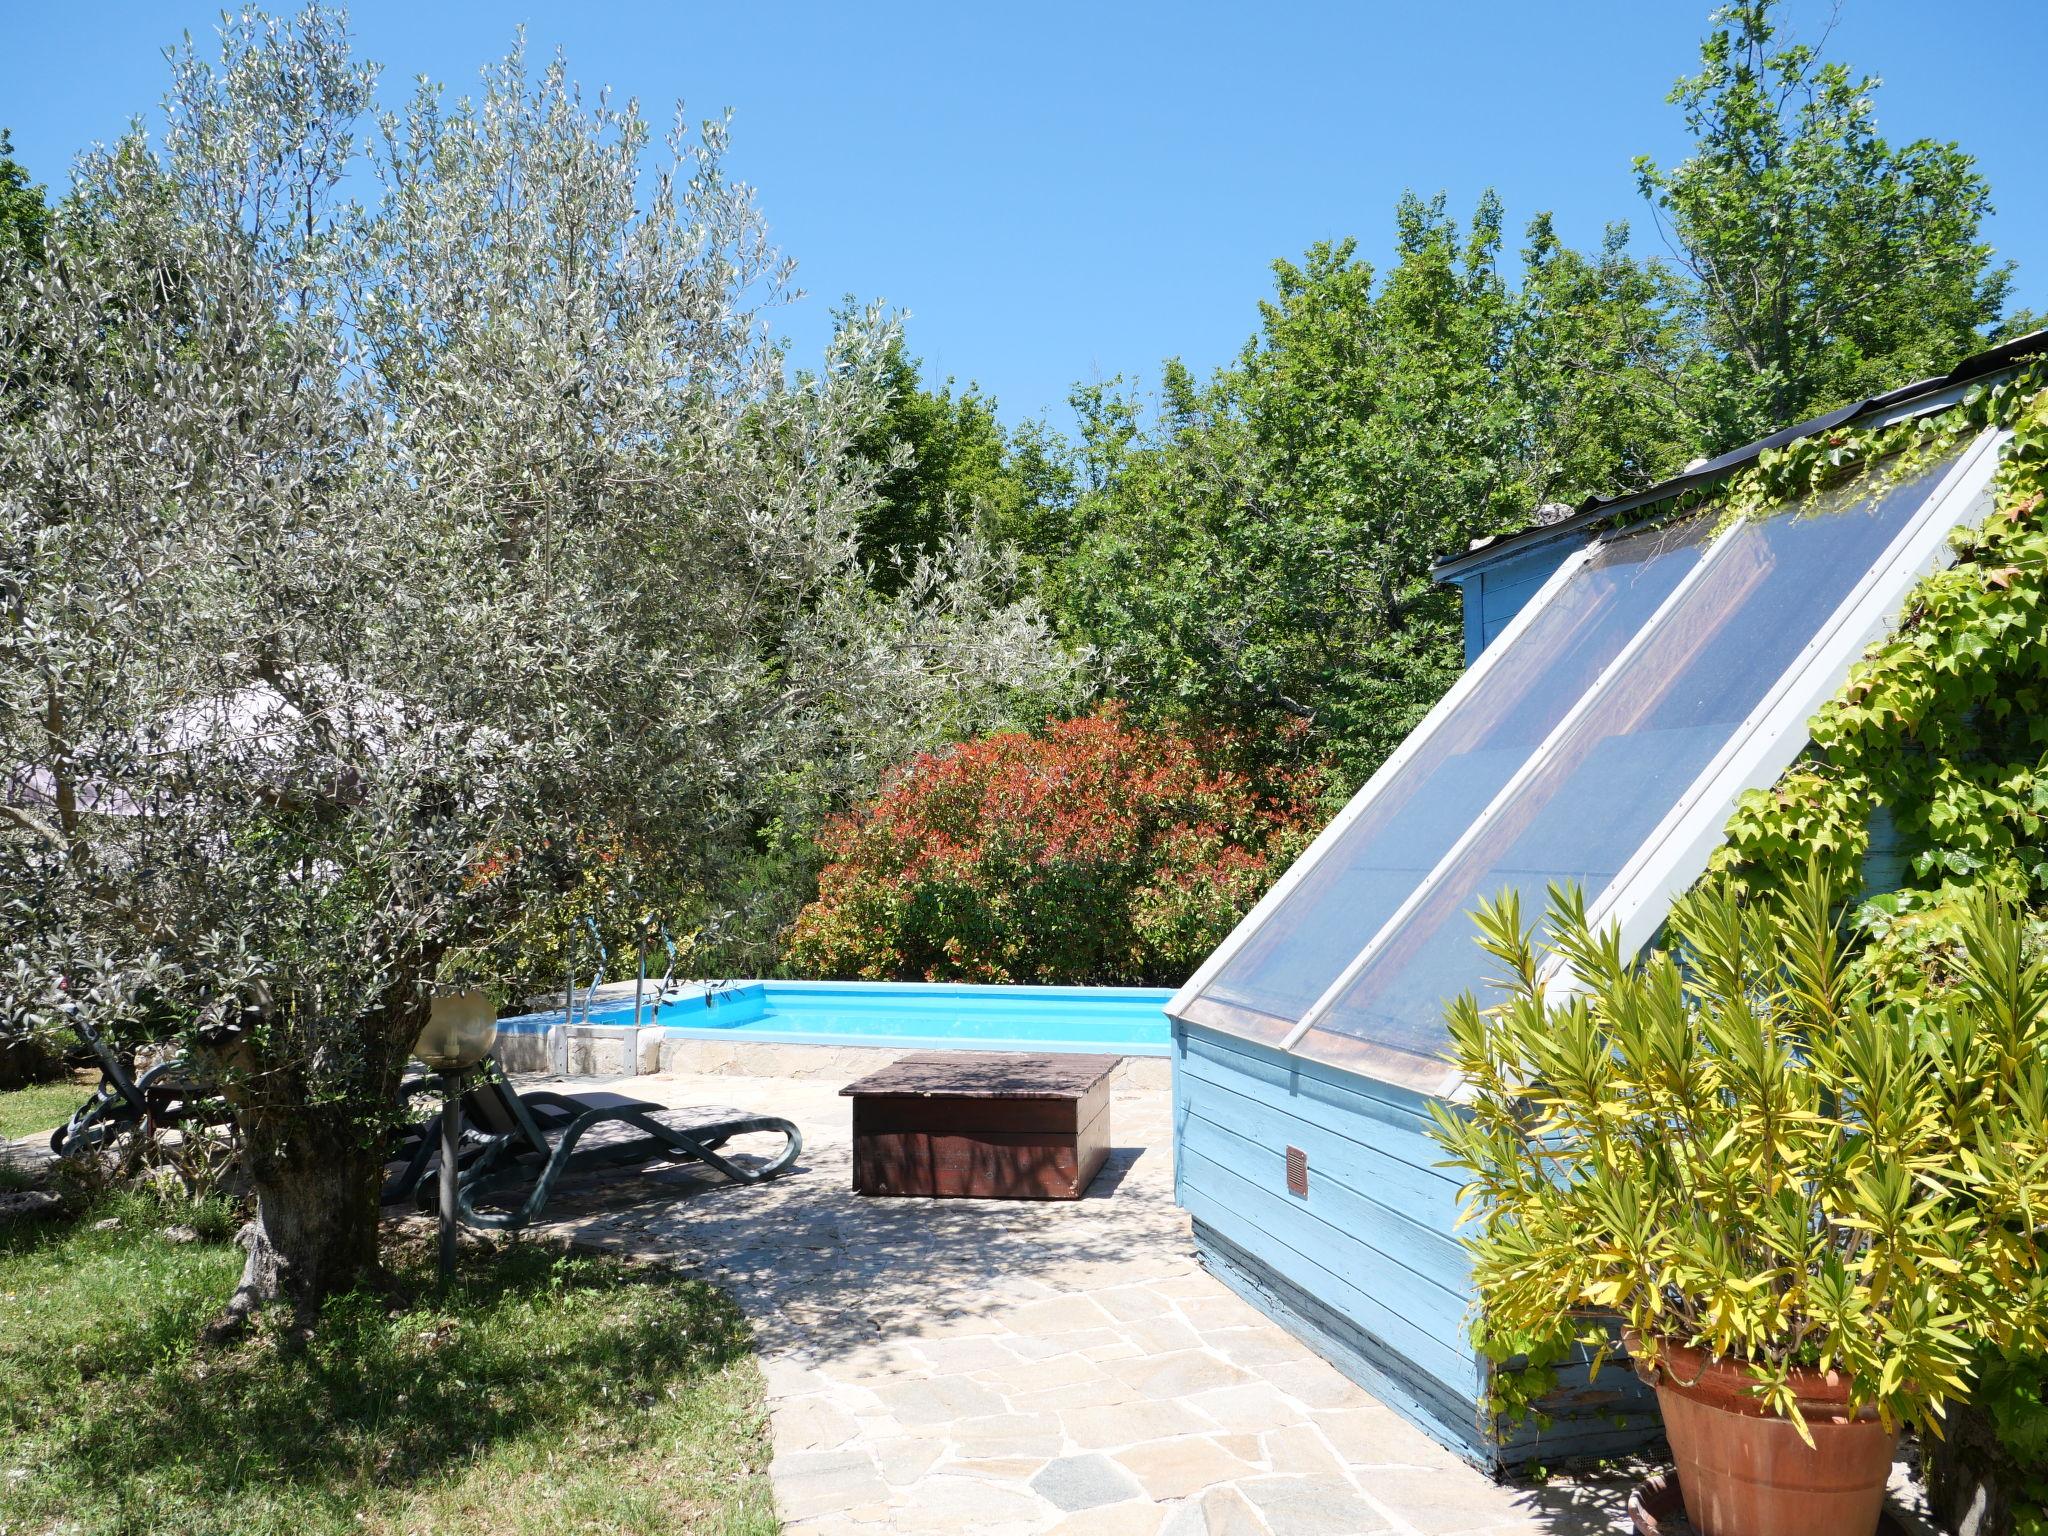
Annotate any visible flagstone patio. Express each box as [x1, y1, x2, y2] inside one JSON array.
[[522, 1066, 1639, 1536]]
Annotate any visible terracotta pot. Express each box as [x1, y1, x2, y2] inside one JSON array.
[[1625, 1332, 1898, 1536]]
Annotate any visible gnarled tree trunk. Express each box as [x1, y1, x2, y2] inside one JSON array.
[[219, 1101, 388, 1329], [203, 1005, 418, 1334]]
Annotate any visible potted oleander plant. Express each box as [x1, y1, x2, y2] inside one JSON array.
[[1430, 865, 2048, 1536]]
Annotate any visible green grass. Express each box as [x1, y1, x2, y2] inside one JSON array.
[[0, 1072, 93, 1141], [0, 1191, 777, 1536]]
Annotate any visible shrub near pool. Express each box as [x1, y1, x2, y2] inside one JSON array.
[[0, 1194, 775, 1536], [789, 705, 1330, 985]]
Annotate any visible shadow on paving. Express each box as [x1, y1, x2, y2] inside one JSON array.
[[502, 1085, 1669, 1536], [1505, 1468, 1643, 1532], [522, 1119, 1185, 1371]]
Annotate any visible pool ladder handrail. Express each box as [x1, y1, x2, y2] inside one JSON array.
[[652, 919, 681, 1016], [577, 915, 608, 1025], [646, 921, 737, 1017], [603, 916, 746, 1036], [552, 918, 611, 1076]]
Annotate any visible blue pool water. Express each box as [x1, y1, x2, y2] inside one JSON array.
[[500, 980, 1174, 1056]]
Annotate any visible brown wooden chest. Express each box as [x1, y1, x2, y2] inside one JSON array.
[[840, 1052, 1118, 1200]]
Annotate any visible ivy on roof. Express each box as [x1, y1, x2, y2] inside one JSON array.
[[1712, 364, 2048, 920]]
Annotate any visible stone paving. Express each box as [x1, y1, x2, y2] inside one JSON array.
[[522, 1068, 1640, 1536]]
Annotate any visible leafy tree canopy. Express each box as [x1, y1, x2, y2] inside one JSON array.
[[957, 0, 2029, 788], [0, 7, 1074, 1320], [0, 129, 48, 264], [1638, 0, 2015, 450], [834, 318, 1023, 591], [1022, 195, 1689, 780]]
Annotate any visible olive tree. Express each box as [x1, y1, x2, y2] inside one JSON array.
[[0, 8, 1073, 1324]]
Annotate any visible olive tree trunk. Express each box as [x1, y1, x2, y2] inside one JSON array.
[[207, 1007, 418, 1334], [218, 1102, 388, 1327]]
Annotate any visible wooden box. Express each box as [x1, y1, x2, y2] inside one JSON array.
[[840, 1052, 1117, 1200]]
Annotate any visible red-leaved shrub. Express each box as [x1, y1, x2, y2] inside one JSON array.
[[786, 707, 1330, 985]]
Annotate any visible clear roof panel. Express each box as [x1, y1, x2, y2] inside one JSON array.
[[1190, 514, 1714, 1041], [1297, 444, 1970, 1082]]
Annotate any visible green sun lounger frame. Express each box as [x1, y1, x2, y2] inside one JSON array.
[[49, 1014, 231, 1160], [423, 1062, 802, 1231]]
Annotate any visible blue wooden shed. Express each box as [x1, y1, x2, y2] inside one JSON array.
[[1165, 336, 2044, 1469]]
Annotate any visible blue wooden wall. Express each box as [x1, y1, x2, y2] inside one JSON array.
[[1173, 1020, 1659, 1468], [1441, 541, 1577, 665]]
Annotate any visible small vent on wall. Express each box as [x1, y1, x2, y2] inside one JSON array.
[[1285, 1145, 1308, 1198]]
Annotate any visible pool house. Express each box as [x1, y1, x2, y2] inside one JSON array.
[[1166, 333, 2045, 1467]]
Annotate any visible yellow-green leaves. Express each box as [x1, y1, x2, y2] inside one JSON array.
[[1432, 862, 2048, 1436]]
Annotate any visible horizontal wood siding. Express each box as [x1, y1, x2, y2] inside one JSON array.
[[1860, 800, 1913, 897], [1449, 570, 1485, 665], [1173, 1020, 1659, 1467], [1479, 548, 1573, 654], [1448, 542, 1578, 664], [1193, 1219, 1490, 1460]]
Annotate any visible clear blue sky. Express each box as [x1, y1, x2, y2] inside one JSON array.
[[5, 1, 2042, 426]]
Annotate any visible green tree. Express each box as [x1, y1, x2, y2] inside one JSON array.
[[978, 409, 1089, 581], [0, 130, 48, 263], [1016, 0, 2026, 784], [1, 9, 1072, 1322], [1510, 213, 1695, 501], [0, 130, 51, 418], [1638, 0, 2014, 449], [839, 318, 1028, 591], [1040, 195, 1682, 780]]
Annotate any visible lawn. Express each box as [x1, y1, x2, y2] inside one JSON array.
[[0, 1073, 94, 1141], [0, 1191, 777, 1536]]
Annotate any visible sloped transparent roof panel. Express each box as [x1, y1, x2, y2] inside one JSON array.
[[1169, 428, 2003, 1095], [1301, 441, 1971, 1083], [1189, 516, 1713, 1044]]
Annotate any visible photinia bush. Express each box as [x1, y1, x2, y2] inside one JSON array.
[[786, 707, 1330, 985]]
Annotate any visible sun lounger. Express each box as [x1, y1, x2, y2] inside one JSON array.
[[404, 1061, 801, 1231], [49, 1016, 231, 1160], [380, 1068, 462, 1205]]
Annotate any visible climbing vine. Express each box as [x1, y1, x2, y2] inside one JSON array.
[[1710, 365, 2048, 924], [1701, 367, 2048, 1535]]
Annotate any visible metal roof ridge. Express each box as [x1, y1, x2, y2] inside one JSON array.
[[1432, 329, 2048, 580]]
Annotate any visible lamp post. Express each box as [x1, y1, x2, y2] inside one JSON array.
[[413, 989, 498, 1288]]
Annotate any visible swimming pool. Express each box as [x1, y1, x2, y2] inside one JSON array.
[[499, 979, 1175, 1057]]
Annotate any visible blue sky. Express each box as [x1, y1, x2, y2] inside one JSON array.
[[5, 2, 2042, 426]]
